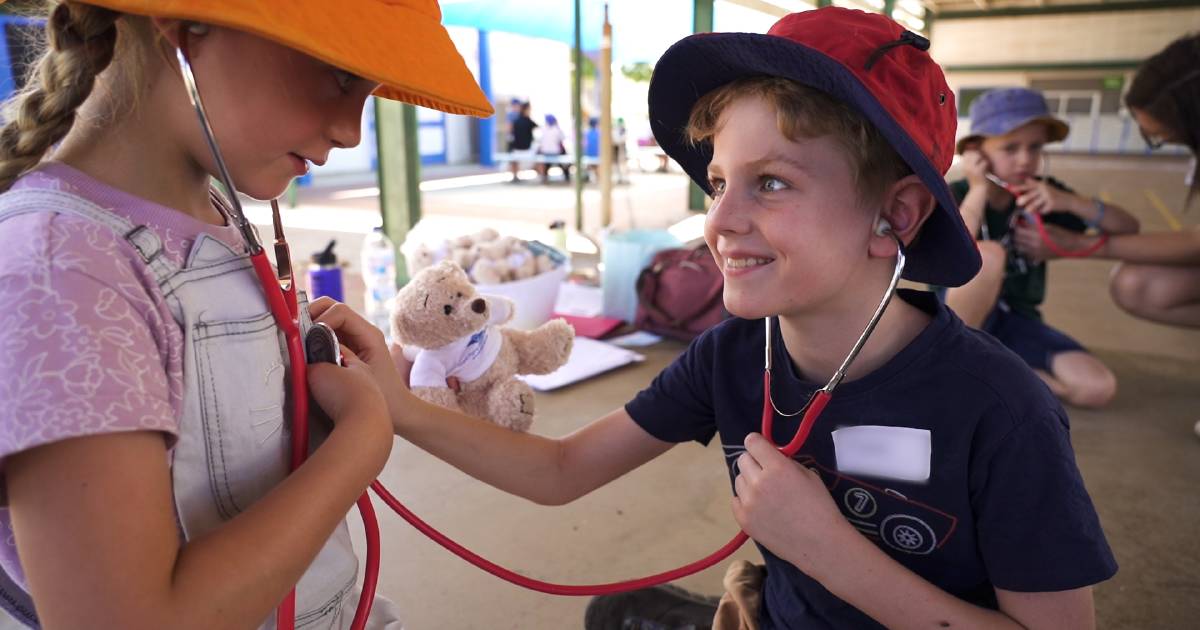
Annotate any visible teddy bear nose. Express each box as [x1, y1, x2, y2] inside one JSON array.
[[443, 304, 453, 316], [471, 298, 487, 314]]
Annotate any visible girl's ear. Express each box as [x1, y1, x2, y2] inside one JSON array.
[[149, 18, 184, 47], [869, 174, 935, 259], [152, 19, 210, 50]]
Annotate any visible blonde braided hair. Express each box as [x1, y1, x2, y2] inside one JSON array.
[[0, 2, 120, 192]]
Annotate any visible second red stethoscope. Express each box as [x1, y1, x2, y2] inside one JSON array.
[[175, 24, 908, 627], [984, 172, 1108, 258]]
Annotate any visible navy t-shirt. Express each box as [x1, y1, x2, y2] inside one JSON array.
[[625, 290, 1116, 629]]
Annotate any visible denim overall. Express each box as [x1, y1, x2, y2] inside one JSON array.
[[0, 189, 401, 629]]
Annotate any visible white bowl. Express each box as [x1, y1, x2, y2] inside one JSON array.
[[474, 263, 570, 330]]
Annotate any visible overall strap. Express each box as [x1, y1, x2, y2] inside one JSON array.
[[0, 188, 179, 284]]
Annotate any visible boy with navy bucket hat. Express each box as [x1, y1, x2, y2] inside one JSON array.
[[945, 87, 1139, 410], [578, 8, 1117, 630], [332, 8, 1115, 630]]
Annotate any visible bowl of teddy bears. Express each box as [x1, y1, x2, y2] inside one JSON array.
[[406, 228, 570, 330]]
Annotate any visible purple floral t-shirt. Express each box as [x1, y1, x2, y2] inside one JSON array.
[[0, 162, 242, 588]]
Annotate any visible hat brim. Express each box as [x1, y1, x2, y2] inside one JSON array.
[[84, 0, 493, 117], [648, 32, 979, 287], [955, 115, 1070, 154]]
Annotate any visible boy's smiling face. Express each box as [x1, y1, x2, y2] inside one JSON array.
[[703, 95, 878, 320]]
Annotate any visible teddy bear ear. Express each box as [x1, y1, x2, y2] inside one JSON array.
[[481, 294, 516, 326], [432, 258, 462, 278]]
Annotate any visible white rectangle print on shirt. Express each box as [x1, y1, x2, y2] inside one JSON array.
[[832, 425, 932, 483]]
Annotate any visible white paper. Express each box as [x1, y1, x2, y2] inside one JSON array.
[[521, 336, 644, 391], [553, 282, 604, 317], [832, 425, 931, 483]]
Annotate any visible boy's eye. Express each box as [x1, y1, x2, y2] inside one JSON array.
[[760, 176, 787, 193], [708, 178, 726, 198]]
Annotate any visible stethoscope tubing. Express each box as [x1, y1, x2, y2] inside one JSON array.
[[983, 173, 1108, 258]]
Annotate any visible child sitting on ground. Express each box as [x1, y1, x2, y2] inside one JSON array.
[[946, 87, 1140, 409]]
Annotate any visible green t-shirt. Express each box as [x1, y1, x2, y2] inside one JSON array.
[[949, 178, 1087, 319]]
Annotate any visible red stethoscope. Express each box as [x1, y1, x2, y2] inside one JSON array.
[[175, 25, 909, 625], [984, 172, 1108, 258], [175, 34, 380, 630], [369, 226, 908, 596]]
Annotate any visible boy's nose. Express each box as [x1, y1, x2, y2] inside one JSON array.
[[706, 193, 752, 235]]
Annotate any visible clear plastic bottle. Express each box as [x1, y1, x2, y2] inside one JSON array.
[[360, 227, 397, 339]]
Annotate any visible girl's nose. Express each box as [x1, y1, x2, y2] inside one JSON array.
[[328, 100, 366, 149]]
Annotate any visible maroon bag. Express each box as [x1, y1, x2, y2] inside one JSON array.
[[634, 244, 727, 341]]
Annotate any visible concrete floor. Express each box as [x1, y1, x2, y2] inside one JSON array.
[[308, 155, 1199, 628]]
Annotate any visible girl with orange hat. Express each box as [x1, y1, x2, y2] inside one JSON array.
[[0, 1, 490, 628]]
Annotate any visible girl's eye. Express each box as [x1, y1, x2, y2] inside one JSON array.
[[332, 69, 358, 93], [760, 176, 787, 193]]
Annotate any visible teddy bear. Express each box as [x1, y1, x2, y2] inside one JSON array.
[[390, 260, 574, 432]]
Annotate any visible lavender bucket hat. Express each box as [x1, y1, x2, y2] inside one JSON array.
[[956, 87, 1069, 153]]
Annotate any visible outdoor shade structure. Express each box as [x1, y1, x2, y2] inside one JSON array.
[[375, 0, 707, 273], [443, 0, 698, 230]]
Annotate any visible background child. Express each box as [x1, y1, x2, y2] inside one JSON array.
[[0, 1, 490, 627], [946, 87, 1140, 409], [320, 8, 1116, 629]]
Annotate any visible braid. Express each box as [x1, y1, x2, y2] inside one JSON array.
[[0, 2, 119, 192]]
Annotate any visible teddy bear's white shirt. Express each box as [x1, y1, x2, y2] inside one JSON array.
[[408, 297, 513, 388]]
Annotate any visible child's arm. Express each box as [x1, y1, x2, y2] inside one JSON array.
[[400, 397, 674, 505], [1014, 182, 1139, 235], [732, 433, 1096, 630], [957, 150, 992, 237], [1066, 228, 1200, 265], [312, 299, 676, 506], [6, 358, 393, 630]]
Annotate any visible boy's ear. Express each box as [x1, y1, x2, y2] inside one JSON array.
[[870, 174, 935, 258]]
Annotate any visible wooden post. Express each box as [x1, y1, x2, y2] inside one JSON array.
[[600, 4, 613, 228], [374, 97, 421, 286]]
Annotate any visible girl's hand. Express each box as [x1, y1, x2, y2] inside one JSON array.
[[308, 298, 414, 434], [961, 150, 990, 190], [307, 347, 392, 464], [731, 433, 856, 575], [1012, 180, 1073, 216]]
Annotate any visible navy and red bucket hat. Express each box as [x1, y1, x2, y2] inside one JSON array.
[[648, 7, 980, 287]]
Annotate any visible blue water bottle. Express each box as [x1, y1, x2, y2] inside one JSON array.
[[308, 240, 344, 302]]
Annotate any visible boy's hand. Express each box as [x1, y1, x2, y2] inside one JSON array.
[[1012, 180, 1074, 216], [1014, 221, 1079, 263], [731, 433, 856, 575], [961, 150, 990, 189]]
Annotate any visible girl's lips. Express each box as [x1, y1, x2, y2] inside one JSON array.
[[288, 153, 309, 176]]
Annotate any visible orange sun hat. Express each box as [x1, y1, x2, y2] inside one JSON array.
[[79, 0, 494, 117]]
